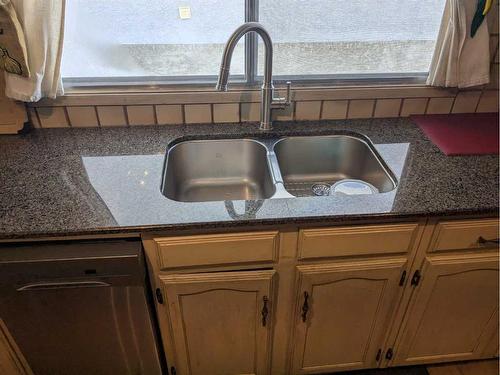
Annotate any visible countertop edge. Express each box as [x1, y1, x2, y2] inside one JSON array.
[[1, 207, 497, 242]]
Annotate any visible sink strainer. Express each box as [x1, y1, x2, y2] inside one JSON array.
[[311, 183, 331, 196], [331, 179, 379, 195]]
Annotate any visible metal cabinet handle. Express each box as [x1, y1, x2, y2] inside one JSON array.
[[301, 291, 309, 323], [261, 296, 269, 327], [385, 348, 394, 360], [17, 280, 111, 291], [477, 236, 500, 246]]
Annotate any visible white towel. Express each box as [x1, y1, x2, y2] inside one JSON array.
[[427, 0, 490, 88], [3, 0, 66, 102]]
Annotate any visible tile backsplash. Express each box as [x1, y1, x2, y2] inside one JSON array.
[[29, 89, 499, 129]]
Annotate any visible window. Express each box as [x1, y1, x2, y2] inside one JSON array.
[[63, 0, 246, 82], [62, 0, 446, 86]]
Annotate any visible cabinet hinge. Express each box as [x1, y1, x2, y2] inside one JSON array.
[[399, 270, 407, 286], [170, 366, 176, 375], [375, 349, 382, 361], [155, 288, 164, 304], [385, 348, 394, 360], [410, 270, 421, 287]]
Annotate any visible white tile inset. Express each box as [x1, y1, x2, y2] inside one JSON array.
[[127, 105, 156, 126], [426, 97, 454, 114], [213, 103, 239, 123], [347, 100, 375, 119], [400, 98, 428, 117], [185, 104, 212, 124], [241, 103, 260, 122], [451, 91, 482, 113], [321, 100, 348, 120], [36, 107, 69, 128], [272, 102, 294, 121], [295, 101, 321, 120], [476, 90, 499, 113], [97, 106, 128, 127], [156, 105, 183, 124], [373, 99, 402, 118], [67, 106, 99, 127]]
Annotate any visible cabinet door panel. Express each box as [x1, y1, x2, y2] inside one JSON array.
[[291, 258, 406, 374], [160, 270, 275, 375], [394, 253, 499, 365], [0, 319, 33, 375]]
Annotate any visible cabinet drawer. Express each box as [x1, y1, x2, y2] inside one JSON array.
[[430, 219, 499, 253], [298, 223, 419, 260], [154, 231, 279, 269]]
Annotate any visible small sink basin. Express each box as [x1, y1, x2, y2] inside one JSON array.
[[162, 139, 276, 202], [273, 135, 396, 197]]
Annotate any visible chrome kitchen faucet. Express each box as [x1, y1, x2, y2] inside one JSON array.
[[216, 22, 292, 131]]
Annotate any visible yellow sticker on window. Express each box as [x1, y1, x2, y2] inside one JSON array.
[[178, 6, 191, 20]]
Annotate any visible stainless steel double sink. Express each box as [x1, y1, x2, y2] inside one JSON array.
[[161, 134, 397, 202]]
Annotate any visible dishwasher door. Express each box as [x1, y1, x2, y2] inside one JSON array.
[[0, 239, 163, 375]]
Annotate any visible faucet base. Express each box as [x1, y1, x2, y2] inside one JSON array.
[[259, 122, 273, 131]]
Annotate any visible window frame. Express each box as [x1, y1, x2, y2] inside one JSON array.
[[62, 0, 431, 91]]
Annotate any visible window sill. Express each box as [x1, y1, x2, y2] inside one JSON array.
[[32, 81, 458, 108]]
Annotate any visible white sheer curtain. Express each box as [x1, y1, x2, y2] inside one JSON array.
[[427, 0, 490, 88], [4, 0, 66, 102]]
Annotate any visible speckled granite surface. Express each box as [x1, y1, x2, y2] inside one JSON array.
[[0, 118, 498, 240]]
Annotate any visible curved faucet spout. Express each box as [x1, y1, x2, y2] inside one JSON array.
[[216, 22, 291, 131], [216, 22, 273, 91]]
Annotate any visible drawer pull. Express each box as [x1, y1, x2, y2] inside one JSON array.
[[301, 291, 310, 323], [477, 237, 500, 246], [261, 296, 269, 327]]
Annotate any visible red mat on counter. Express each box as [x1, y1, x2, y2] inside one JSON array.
[[411, 113, 499, 155]]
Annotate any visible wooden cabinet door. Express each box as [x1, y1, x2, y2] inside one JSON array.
[[290, 258, 407, 374], [160, 270, 275, 375], [393, 252, 499, 366], [0, 320, 33, 375]]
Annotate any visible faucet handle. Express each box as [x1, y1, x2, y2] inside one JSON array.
[[284, 81, 292, 105], [272, 81, 292, 108]]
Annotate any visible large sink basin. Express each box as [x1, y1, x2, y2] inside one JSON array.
[[162, 139, 276, 202], [161, 133, 397, 202], [273, 135, 396, 197]]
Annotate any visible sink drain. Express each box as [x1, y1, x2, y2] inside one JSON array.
[[311, 183, 331, 196]]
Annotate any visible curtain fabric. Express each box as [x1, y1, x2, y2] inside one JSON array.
[[3, 0, 66, 102], [427, 0, 490, 88]]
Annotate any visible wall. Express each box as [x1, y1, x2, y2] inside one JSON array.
[[22, 6, 500, 128]]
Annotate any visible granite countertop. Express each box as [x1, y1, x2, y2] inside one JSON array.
[[0, 118, 498, 240]]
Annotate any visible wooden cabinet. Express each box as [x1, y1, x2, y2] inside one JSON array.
[[298, 223, 419, 259], [153, 231, 279, 270], [159, 270, 276, 375], [0, 320, 32, 375], [289, 258, 407, 374], [0, 74, 26, 134], [428, 219, 499, 253], [393, 252, 499, 366], [144, 218, 499, 374]]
